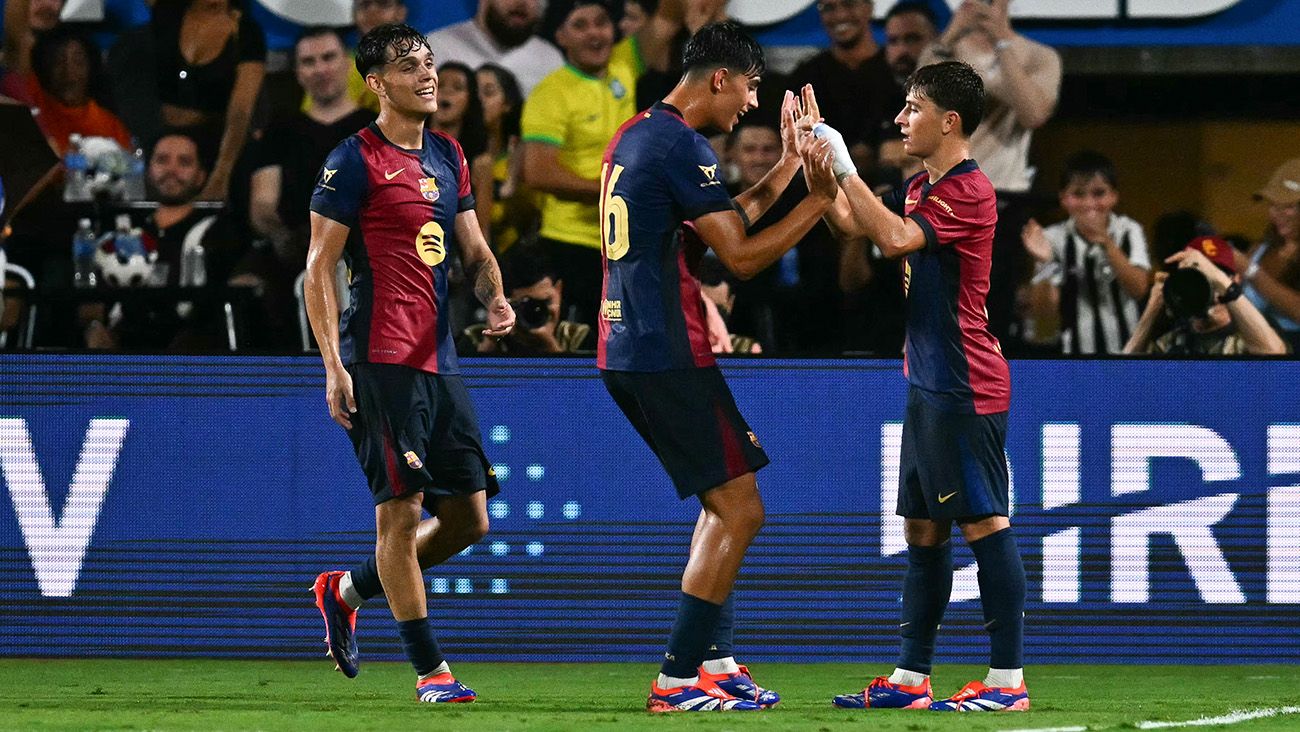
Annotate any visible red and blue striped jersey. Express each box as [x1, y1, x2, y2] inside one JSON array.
[[310, 123, 474, 375], [887, 160, 1010, 414], [597, 102, 736, 372]]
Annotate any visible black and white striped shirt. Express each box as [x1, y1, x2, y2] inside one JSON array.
[[1040, 214, 1151, 355]]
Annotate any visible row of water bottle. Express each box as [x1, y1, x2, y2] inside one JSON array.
[[64, 134, 146, 203]]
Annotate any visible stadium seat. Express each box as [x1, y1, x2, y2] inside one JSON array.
[[295, 263, 351, 352], [1, 263, 37, 349]]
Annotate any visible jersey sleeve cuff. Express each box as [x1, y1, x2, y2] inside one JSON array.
[[309, 203, 356, 230], [684, 199, 737, 223], [907, 212, 940, 253], [458, 194, 476, 213]]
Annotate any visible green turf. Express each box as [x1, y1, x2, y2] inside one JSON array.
[[4, 660, 1300, 731]]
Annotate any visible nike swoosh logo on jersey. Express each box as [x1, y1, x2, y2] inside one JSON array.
[[938, 492, 957, 503], [905, 197, 919, 205], [385, 168, 405, 180]]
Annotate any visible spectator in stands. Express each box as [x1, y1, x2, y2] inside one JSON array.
[[247, 27, 374, 345], [151, 0, 266, 203], [919, 0, 1061, 353], [465, 246, 592, 354], [697, 253, 761, 354], [82, 131, 246, 350], [788, 0, 900, 181], [1, 0, 65, 85], [877, 1, 939, 181], [339, 0, 408, 113], [1125, 236, 1286, 356], [427, 0, 564, 97], [432, 61, 488, 167], [1021, 150, 1151, 355], [1238, 157, 1300, 350], [520, 0, 685, 326], [472, 63, 539, 253], [20, 26, 133, 155], [620, 0, 653, 38], [722, 122, 852, 354]]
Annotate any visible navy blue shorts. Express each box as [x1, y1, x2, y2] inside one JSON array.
[[897, 386, 1009, 521], [346, 362, 499, 513], [602, 366, 770, 500]]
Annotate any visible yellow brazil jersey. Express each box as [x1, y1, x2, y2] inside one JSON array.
[[521, 36, 644, 249]]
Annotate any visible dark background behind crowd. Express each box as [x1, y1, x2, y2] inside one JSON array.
[[0, 0, 1297, 357]]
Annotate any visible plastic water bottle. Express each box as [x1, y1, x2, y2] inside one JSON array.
[[64, 134, 90, 202], [72, 218, 98, 288], [776, 247, 800, 288], [124, 145, 146, 201], [180, 240, 206, 287]]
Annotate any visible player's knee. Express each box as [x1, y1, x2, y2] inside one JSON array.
[[460, 514, 490, 546], [732, 499, 765, 539]]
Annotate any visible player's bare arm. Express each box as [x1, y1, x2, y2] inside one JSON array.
[[699, 135, 838, 280], [305, 211, 356, 430], [730, 90, 806, 225], [455, 210, 516, 337]]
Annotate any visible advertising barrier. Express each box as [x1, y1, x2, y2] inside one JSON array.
[[1, 355, 1297, 663]]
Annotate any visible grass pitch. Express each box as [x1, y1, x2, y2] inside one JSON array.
[[4, 660, 1300, 731]]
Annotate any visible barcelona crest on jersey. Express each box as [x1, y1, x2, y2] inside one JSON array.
[[419, 176, 439, 203]]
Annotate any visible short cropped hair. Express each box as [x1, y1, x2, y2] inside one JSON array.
[[355, 23, 430, 76], [682, 20, 766, 79], [1059, 149, 1119, 190], [885, 0, 939, 29], [905, 61, 984, 136]]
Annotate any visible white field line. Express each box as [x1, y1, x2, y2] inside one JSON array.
[[1002, 706, 1300, 732], [1136, 706, 1300, 728]]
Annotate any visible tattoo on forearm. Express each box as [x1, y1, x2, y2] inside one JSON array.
[[471, 258, 504, 305]]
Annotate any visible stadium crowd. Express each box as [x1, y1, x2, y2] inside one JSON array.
[[0, 0, 1296, 356]]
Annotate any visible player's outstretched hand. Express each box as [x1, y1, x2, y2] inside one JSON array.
[[483, 297, 517, 338], [798, 84, 822, 125], [779, 90, 800, 160], [325, 366, 356, 430], [801, 137, 839, 203]]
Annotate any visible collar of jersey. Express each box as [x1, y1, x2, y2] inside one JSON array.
[[563, 63, 607, 82], [367, 121, 423, 156]]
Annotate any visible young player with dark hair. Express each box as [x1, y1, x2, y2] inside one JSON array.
[[597, 20, 840, 712], [305, 23, 516, 704], [813, 61, 1029, 712]]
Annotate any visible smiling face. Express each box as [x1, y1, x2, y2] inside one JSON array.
[[817, 0, 873, 49], [885, 11, 936, 80], [709, 68, 761, 133], [729, 125, 781, 188], [1059, 173, 1119, 223], [555, 4, 615, 76], [370, 41, 438, 117], [148, 135, 206, 205]]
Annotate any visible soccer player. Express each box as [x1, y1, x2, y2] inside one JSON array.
[[811, 62, 1028, 712], [597, 21, 840, 712], [304, 24, 516, 704]]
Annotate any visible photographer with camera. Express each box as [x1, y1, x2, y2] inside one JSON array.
[[465, 247, 592, 355], [1124, 236, 1287, 356]]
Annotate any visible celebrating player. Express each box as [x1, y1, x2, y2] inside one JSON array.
[[304, 24, 515, 703], [597, 20, 839, 712], [811, 62, 1028, 712]]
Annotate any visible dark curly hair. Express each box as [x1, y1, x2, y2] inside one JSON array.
[[355, 23, 430, 76]]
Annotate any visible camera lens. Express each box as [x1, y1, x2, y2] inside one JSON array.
[[1163, 268, 1213, 320], [515, 297, 551, 329]]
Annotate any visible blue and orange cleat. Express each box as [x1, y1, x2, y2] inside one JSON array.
[[646, 680, 762, 712], [312, 570, 358, 678], [698, 664, 780, 708], [415, 672, 477, 703], [929, 680, 1030, 712], [832, 675, 933, 709]]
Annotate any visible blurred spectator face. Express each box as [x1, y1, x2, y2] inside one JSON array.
[[620, 0, 649, 38], [148, 135, 207, 205], [885, 11, 936, 79], [483, 0, 542, 48], [556, 4, 616, 74], [295, 32, 350, 107], [816, 0, 873, 48], [353, 0, 407, 37], [46, 35, 91, 105], [477, 67, 511, 130], [435, 66, 470, 127], [728, 126, 781, 189], [1059, 173, 1119, 223], [1269, 202, 1299, 241], [30, 0, 65, 32]]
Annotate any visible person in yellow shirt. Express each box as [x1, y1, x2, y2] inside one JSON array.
[[521, 0, 689, 326]]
